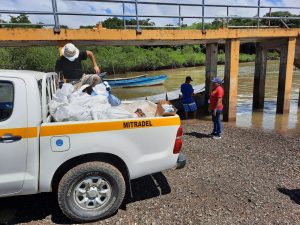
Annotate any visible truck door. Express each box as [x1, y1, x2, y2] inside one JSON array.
[[0, 78, 28, 195]]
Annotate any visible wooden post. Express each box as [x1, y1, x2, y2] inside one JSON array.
[[298, 87, 300, 107], [253, 43, 267, 109], [205, 43, 218, 111], [276, 37, 296, 114], [223, 39, 240, 122], [297, 104, 300, 132]]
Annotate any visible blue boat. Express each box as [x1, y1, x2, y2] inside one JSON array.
[[104, 74, 168, 88]]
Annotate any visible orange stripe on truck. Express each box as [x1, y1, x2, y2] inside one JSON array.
[[40, 117, 180, 137], [0, 127, 38, 138]]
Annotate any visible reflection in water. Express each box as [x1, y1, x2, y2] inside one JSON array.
[[275, 114, 290, 134], [109, 60, 300, 135]]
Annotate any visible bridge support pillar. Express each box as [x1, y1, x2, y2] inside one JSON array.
[[223, 39, 240, 122], [253, 43, 267, 109], [205, 43, 218, 111], [298, 87, 300, 107], [276, 37, 296, 114]]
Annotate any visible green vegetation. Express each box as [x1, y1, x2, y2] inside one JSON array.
[[181, 11, 300, 30], [0, 14, 43, 28], [0, 45, 280, 74]]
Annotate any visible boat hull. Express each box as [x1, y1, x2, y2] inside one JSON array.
[[105, 74, 168, 88]]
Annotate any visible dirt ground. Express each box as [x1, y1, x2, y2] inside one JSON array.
[[0, 120, 300, 225]]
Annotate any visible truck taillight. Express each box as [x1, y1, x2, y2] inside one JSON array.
[[173, 125, 183, 154]]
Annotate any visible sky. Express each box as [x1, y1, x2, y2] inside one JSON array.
[[0, 0, 299, 28]]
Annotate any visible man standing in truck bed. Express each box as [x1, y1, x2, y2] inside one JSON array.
[[55, 43, 101, 87]]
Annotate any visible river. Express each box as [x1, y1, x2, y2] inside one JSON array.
[[109, 60, 300, 135]]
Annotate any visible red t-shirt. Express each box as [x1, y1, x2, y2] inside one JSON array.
[[210, 85, 224, 110]]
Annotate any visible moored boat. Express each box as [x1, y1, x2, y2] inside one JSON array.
[[130, 84, 206, 111], [104, 74, 168, 88]]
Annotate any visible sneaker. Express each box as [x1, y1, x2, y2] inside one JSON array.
[[212, 135, 221, 140]]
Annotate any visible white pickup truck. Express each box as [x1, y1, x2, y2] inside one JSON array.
[[0, 70, 185, 222]]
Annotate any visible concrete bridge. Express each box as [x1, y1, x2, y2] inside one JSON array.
[[0, 27, 299, 121]]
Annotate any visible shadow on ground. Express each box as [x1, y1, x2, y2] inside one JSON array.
[[184, 132, 211, 139], [0, 172, 170, 224], [278, 187, 300, 205]]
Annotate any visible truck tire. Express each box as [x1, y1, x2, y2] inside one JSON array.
[[57, 161, 126, 222]]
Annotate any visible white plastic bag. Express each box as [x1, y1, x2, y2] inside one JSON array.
[[52, 83, 74, 103], [93, 83, 109, 97], [54, 104, 92, 122], [69, 93, 92, 106], [49, 100, 68, 116], [106, 107, 135, 119], [91, 103, 112, 120], [61, 83, 74, 98], [52, 89, 68, 103], [89, 95, 109, 106]]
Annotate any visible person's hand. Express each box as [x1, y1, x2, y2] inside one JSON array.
[[213, 109, 217, 117], [94, 65, 100, 74]]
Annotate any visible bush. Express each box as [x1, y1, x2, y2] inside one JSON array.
[[0, 45, 261, 74], [240, 53, 255, 62]]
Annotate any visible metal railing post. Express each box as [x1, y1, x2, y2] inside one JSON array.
[[280, 19, 289, 28], [268, 7, 272, 27], [178, 5, 181, 29], [51, 0, 60, 33], [122, 2, 126, 29], [135, 0, 141, 33], [257, 0, 261, 28], [202, 0, 205, 32], [226, 6, 229, 27]]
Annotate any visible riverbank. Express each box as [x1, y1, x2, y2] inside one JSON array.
[[0, 46, 279, 74], [0, 121, 299, 224]]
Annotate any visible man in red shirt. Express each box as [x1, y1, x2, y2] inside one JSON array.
[[209, 77, 224, 139]]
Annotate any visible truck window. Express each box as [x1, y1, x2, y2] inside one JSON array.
[[0, 81, 14, 122]]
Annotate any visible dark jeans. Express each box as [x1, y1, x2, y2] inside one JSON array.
[[211, 110, 222, 136]]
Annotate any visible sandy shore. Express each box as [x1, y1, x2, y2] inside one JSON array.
[[0, 120, 299, 225]]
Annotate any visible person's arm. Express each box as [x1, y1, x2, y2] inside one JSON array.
[[86, 50, 100, 74], [191, 85, 196, 96], [213, 87, 223, 116], [213, 98, 222, 116], [192, 89, 196, 96]]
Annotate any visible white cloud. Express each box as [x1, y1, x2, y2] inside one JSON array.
[[0, 0, 299, 28]]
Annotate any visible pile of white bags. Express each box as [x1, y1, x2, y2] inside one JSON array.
[[49, 83, 157, 122]]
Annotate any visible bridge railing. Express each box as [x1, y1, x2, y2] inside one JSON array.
[[0, 0, 299, 33]]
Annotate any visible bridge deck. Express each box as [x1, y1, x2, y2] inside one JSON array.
[[0, 28, 299, 46]]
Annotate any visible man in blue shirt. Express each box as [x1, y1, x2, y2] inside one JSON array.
[[181, 76, 197, 119]]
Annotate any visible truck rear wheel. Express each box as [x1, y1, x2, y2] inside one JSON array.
[[57, 161, 126, 222]]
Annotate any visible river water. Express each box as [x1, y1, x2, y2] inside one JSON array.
[[110, 60, 300, 135]]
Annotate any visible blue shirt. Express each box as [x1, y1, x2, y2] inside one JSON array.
[[181, 83, 194, 104]]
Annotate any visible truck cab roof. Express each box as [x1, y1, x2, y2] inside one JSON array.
[[0, 70, 47, 81]]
